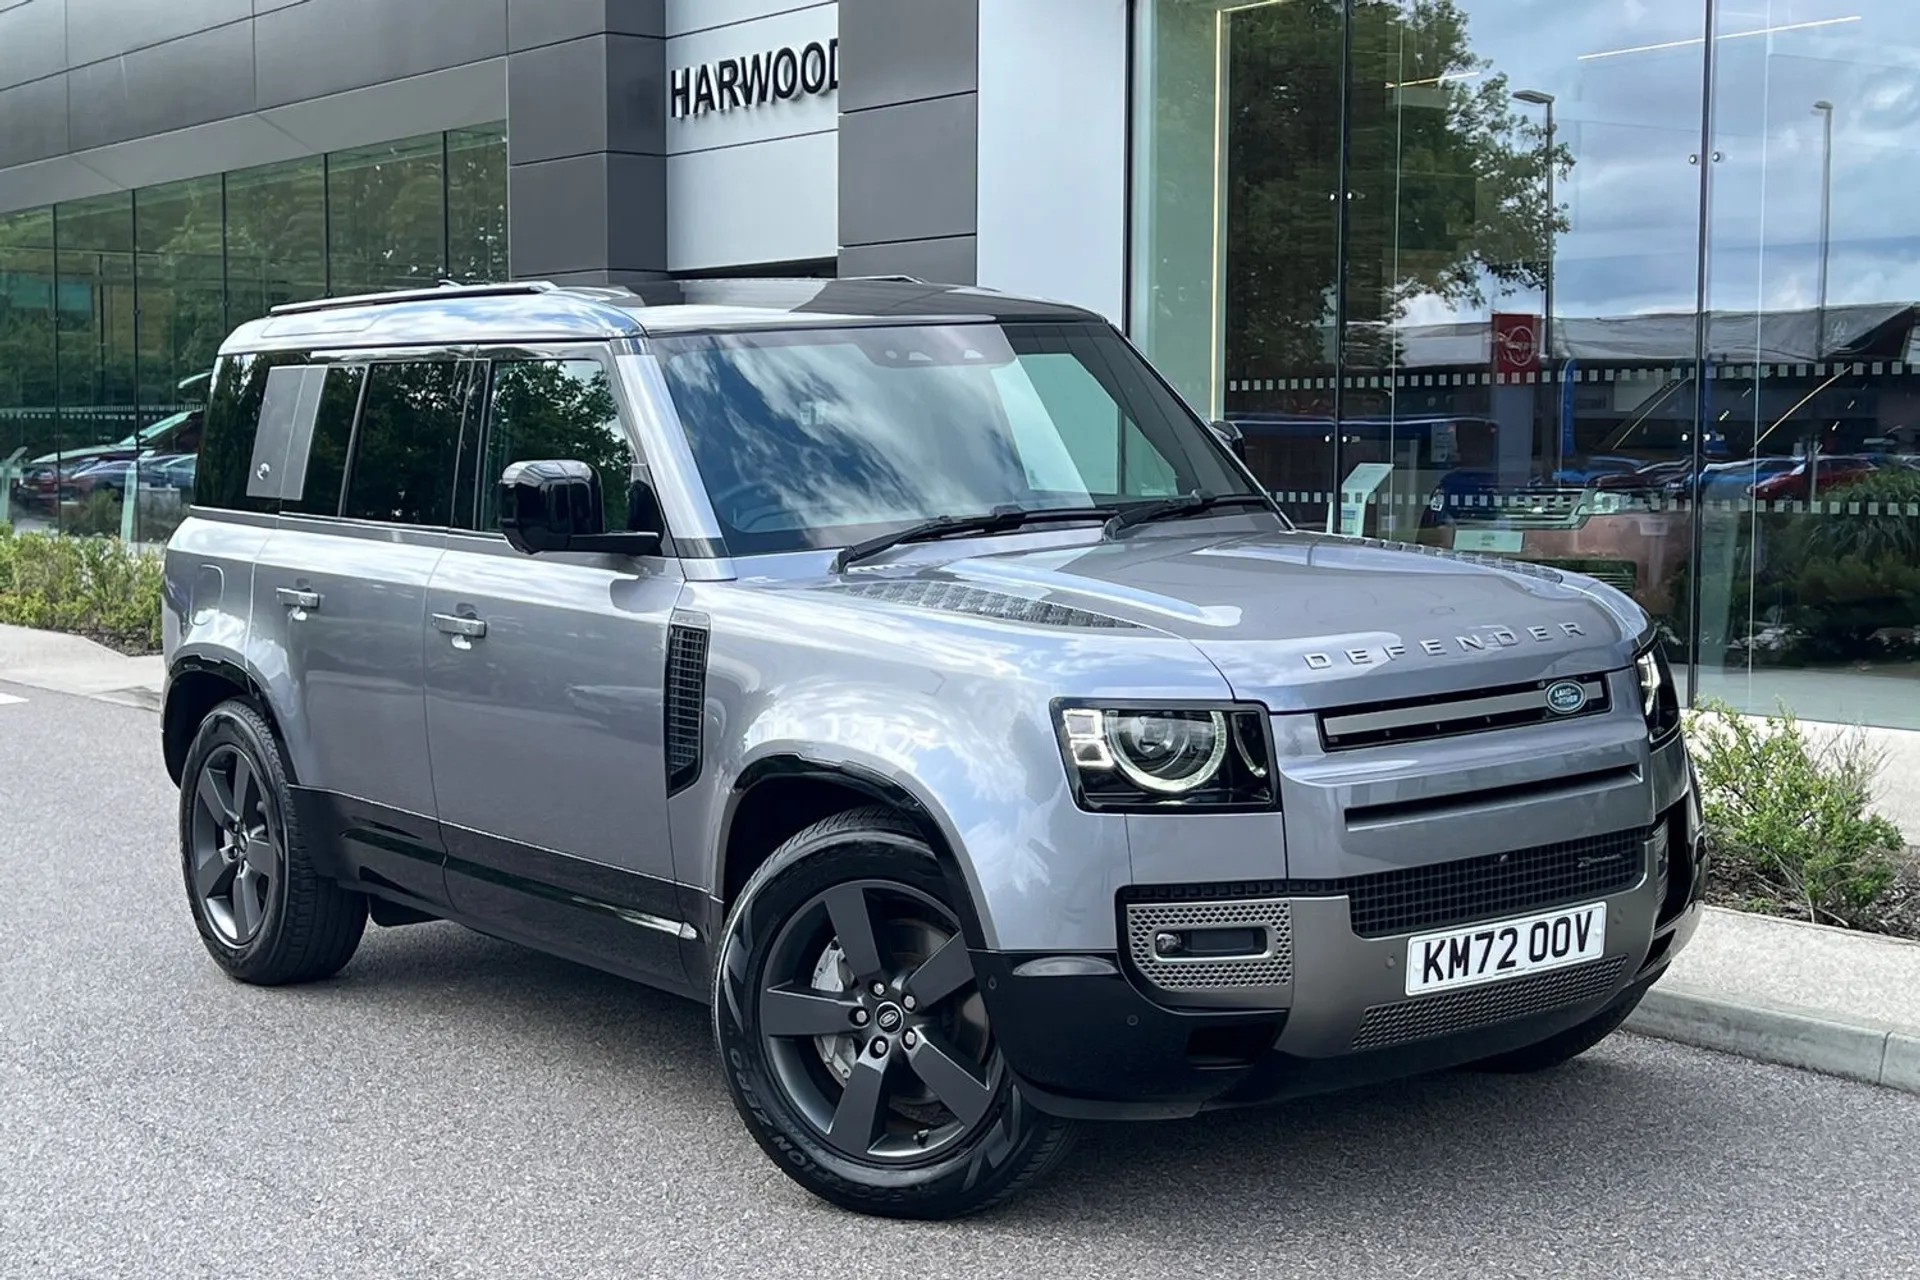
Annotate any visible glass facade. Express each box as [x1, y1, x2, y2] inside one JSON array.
[[1134, 0, 1920, 730], [0, 122, 507, 544]]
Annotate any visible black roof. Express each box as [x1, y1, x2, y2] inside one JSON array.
[[219, 276, 1106, 353]]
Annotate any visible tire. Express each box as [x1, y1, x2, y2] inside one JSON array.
[[712, 806, 1075, 1219], [177, 697, 367, 985], [1464, 982, 1646, 1074]]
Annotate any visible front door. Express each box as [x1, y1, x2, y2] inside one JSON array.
[[421, 352, 690, 988]]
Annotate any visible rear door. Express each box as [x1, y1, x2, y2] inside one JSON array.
[[422, 349, 691, 987], [250, 354, 477, 910]]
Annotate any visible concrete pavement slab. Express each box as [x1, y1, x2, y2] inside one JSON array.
[[0, 622, 162, 707]]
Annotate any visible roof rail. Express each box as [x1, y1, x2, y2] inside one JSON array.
[[841, 274, 929, 284], [267, 280, 558, 316]]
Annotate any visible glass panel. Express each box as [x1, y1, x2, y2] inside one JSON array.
[[285, 364, 365, 517], [655, 322, 1258, 555], [1337, 0, 1707, 644], [1700, 1, 1920, 729], [54, 193, 138, 537], [328, 134, 446, 295], [1131, 0, 1346, 528], [194, 352, 288, 515], [473, 359, 633, 531], [341, 361, 466, 526], [0, 207, 57, 531], [226, 156, 325, 328], [447, 123, 508, 284], [132, 175, 222, 544]]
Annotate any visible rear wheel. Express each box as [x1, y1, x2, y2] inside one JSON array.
[[179, 698, 367, 985], [1464, 983, 1645, 1073], [712, 808, 1074, 1219]]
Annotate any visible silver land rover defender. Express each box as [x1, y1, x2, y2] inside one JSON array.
[[160, 278, 1705, 1219]]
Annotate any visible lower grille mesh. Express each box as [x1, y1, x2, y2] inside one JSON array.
[[1123, 899, 1293, 991], [1352, 955, 1627, 1051]]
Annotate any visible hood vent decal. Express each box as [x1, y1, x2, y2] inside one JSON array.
[[831, 579, 1139, 629]]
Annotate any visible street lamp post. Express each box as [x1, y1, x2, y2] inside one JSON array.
[[1514, 89, 1558, 470], [1812, 99, 1834, 359]]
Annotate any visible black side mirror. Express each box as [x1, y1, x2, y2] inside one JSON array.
[[497, 459, 662, 557], [1208, 418, 1248, 462]]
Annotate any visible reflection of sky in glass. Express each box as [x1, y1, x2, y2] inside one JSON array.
[[1393, 0, 1920, 323]]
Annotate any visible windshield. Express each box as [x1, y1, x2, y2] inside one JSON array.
[[651, 322, 1261, 555]]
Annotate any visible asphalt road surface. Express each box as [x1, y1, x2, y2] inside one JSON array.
[[5, 680, 1920, 1279]]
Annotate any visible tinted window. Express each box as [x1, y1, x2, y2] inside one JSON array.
[[654, 322, 1253, 554], [193, 352, 296, 512], [284, 365, 364, 516], [468, 359, 634, 532], [340, 361, 465, 526]]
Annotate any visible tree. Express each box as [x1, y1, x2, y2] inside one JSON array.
[[1220, 0, 1574, 377]]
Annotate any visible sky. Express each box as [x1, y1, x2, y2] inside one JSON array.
[[1378, 0, 1920, 323]]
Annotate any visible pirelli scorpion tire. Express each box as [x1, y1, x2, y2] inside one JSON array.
[[712, 807, 1076, 1219], [178, 698, 368, 986], [1464, 982, 1647, 1074]]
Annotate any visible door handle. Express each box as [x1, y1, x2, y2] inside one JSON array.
[[276, 586, 320, 618], [432, 612, 488, 649]]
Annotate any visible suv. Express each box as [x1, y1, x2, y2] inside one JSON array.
[[160, 279, 1706, 1219]]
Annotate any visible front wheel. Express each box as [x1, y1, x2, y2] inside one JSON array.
[[712, 808, 1075, 1219]]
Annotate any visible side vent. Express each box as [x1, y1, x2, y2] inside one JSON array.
[[664, 619, 710, 795]]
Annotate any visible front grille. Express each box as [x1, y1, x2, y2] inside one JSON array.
[[1297, 826, 1650, 939], [1319, 673, 1612, 751], [1121, 826, 1650, 940], [1352, 955, 1627, 1051], [1123, 898, 1293, 992]]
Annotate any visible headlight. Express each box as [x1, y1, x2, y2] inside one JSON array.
[[1635, 639, 1682, 743], [1055, 703, 1276, 811]]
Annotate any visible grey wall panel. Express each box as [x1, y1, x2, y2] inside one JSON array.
[[64, 0, 249, 70], [0, 0, 66, 91], [837, 0, 976, 112], [604, 150, 667, 272], [508, 151, 666, 277], [509, 155, 609, 276], [838, 235, 976, 285], [506, 36, 610, 163], [838, 92, 975, 247], [253, 0, 305, 12], [507, 0, 663, 50], [0, 74, 68, 168], [72, 114, 305, 191], [0, 153, 117, 212], [261, 58, 506, 154], [67, 20, 256, 151], [253, 0, 506, 109]]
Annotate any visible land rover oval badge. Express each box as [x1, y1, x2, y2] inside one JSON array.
[[1545, 680, 1588, 715]]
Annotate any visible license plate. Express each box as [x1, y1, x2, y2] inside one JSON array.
[[1404, 901, 1606, 997]]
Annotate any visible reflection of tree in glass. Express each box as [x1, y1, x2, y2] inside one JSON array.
[[485, 361, 632, 531], [1220, 0, 1575, 374], [347, 363, 464, 525]]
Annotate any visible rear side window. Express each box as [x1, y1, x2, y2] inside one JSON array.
[[340, 361, 467, 526], [469, 358, 635, 532], [284, 365, 365, 516], [194, 353, 297, 512]]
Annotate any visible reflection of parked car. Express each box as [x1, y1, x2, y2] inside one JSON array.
[[160, 278, 1704, 1220], [1751, 455, 1878, 501]]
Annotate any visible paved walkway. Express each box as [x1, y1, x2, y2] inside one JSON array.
[[0, 623, 163, 710], [3, 622, 1917, 1096]]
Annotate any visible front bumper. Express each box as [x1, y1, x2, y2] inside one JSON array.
[[979, 794, 1708, 1120]]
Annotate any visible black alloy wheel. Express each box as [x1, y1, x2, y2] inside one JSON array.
[[178, 698, 367, 985], [713, 807, 1074, 1218]]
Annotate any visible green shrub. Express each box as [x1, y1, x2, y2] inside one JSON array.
[[0, 527, 163, 653], [1685, 698, 1906, 929]]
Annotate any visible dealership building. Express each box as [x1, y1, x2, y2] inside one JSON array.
[[1, 0, 1917, 783]]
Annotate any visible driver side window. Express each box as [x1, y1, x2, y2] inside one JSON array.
[[470, 358, 637, 533]]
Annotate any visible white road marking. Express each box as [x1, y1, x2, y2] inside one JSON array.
[[0, 693, 25, 706]]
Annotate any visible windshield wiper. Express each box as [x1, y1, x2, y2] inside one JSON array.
[[833, 504, 1121, 572], [1103, 491, 1277, 538]]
